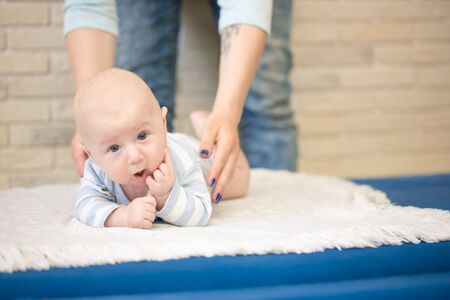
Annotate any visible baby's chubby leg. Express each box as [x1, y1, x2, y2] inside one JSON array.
[[190, 111, 250, 200]]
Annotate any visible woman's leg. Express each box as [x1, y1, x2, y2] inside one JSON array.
[[241, 0, 298, 171], [116, 0, 181, 131]]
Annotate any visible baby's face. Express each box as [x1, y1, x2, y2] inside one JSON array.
[[77, 69, 167, 186], [87, 105, 167, 186]]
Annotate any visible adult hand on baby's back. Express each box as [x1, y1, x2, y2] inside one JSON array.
[[71, 131, 88, 177], [146, 149, 176, 210], [125, 192, 156, 229]]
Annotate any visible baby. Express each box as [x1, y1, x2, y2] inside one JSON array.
[[73, 68, 249, 229]]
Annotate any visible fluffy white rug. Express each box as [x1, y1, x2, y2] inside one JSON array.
[[1, 169, 449, 273]]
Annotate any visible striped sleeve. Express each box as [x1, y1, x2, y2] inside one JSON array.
[[155, 135, 212, 227], [155, 162, 212, 227], [74, 159, 122, 228]]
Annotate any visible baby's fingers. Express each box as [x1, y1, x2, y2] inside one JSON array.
[[144, 210, 156, 222], [146, 176, 154, 185], [140, 219, 153, 229], [146, 176, 157, 191], [153, 169, 164, 181], [159, 163, 169, 176], [144, 192, 156, 206]]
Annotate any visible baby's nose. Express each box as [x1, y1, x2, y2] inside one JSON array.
[[127, 146, 144, 164]]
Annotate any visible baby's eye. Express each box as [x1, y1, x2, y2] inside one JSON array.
[[137, 131, 148, 141], [110, 144, 120, 152]]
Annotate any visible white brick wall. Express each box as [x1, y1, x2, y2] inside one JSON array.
[[290, 0, 450, 178], [0, 0, 77, 188], [0, 0, 449, 189]]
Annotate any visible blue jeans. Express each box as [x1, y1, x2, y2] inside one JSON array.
[[116, 0, 298, 171]]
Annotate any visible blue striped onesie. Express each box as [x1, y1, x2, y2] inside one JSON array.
[[75, 133, 212, 228]]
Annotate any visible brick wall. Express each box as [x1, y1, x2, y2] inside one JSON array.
[[0, 0, 75, 189], [292, 0, 450, 177], [0, 0, 449, 189]]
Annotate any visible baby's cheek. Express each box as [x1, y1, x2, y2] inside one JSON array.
[[148, 148, 165, 171], [148, 161, 161, 175], [106, 164, 130, 184]]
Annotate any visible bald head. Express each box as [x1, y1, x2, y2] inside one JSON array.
[[74, 68, 160, 122], [74, 68, 160, 123], [74, 68, 163, 145]]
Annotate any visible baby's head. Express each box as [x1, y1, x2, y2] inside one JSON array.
[[74, 68, 168, 186]]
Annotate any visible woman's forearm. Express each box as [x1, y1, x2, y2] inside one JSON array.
[[213, 24, 267, 124], [65, 28, 117, 89]]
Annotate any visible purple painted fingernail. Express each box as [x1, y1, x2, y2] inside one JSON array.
[[215, 193, 221, 203], [200, 149, 209, 156], [210, 178, 216, 187]]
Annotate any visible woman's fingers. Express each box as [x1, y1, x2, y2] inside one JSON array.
[[197, 112, 241, 202], [199, 116, 217, 159], [212, 145, 239, 203], [207, 129, 239, 201]]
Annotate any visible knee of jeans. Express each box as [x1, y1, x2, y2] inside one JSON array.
[[255, 43, 292, 86], [241, 97, 297, 131], [244, 104, 296, 139], [241, 127, 298, 171]]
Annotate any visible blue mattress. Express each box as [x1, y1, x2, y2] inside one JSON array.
[[1, 174, 450, 299]]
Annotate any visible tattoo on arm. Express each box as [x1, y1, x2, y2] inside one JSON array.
[[220, 24, 241, 57]]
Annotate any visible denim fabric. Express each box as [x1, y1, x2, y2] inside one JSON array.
[[115, 0, 181, 132], [239, 0, 298, 171], [115, 0, 298, 170]]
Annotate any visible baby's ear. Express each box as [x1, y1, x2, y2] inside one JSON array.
[[79, 140, 92, 158], [161, 106, 168, 127]]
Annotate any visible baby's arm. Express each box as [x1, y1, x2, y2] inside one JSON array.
[[146, 148, 212, 226], [155, 161, 212, 227], [146, 149, 176, 210], [76, 179, 156, 229], [75, 176, 123, 228], [104, 192, 156, 229], [76, 160, 156, 229]]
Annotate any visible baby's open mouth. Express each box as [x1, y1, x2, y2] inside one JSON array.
[[134, 170, 145, 178]]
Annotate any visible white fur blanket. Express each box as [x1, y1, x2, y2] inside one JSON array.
[[1, 169, 449, 273]]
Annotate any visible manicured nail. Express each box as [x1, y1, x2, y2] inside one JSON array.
[[200, 149, 209, 156], [210, 178, 216, 187], [215, 193, 222, 203]]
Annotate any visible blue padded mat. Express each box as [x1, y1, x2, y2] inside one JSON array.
[[353, 174, 450, 210], [1, 173, 449, 299]]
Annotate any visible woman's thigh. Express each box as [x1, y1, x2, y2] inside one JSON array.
[[116, 0, 181, 131]]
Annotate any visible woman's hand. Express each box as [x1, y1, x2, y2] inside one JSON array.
[[199, 111, 240, 202], [71, 130, 88, 177], [201, 24, 266, 202]]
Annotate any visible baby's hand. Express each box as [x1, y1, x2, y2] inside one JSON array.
[[146, 149, 176, 209], [125, 192, 156, 229]]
